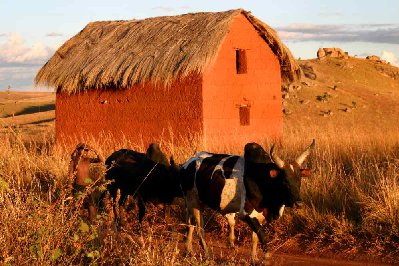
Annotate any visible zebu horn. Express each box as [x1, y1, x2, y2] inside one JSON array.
[[270, 144, 285, 168], [295, 139, 316, 166]]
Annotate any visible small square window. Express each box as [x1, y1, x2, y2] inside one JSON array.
[[239, 106, 250, 126], [236, 49, 247, 74]]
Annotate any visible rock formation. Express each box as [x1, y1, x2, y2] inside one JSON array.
[[317, 48, 349, 59]]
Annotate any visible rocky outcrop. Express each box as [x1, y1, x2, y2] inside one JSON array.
[[366, 55, 387, 64], [366, 55, 380, 61], [317, 48, 349, 59], [300, 64, 317, 80]]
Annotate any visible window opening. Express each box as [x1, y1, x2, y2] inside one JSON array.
[[239, 105, 250, 126], [236, 49, 247, 74]]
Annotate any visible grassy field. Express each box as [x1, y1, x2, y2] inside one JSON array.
[[0, 57, 398, 265], [0, 91, 55, 140]]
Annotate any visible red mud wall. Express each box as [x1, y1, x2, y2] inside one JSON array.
[[202, 14, 282, 150], [56, 74, 203, 149]]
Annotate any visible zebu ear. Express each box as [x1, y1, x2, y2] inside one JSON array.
[[170, 156, 175, 167], [300, 169, 311, 178], [70, 149, 78, 158]]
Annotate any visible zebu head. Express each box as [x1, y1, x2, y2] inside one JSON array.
[[145, 144, 182, 199], [269, 140, 315, 208], [146, 143, 170, 167]]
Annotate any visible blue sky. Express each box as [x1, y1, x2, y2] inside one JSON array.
[[1, 0, 398, 91]]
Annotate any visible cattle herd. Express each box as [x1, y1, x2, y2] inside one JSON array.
[[70, 140, 315, 262]]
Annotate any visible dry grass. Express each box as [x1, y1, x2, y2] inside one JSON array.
[[285, 57, 399, 128], [0, 124, 398, 265], [278, 126, 398, 264], [3, 58, 399, 264], [0, 92, 55, 141]]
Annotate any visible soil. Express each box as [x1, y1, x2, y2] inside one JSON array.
[[116, 203, 396, 265]]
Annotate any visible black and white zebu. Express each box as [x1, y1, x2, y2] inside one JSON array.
[[179, 140, 315, 262]]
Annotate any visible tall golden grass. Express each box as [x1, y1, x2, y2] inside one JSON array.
[[0, 125, 398, 264]]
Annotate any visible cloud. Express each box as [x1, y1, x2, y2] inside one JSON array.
[[0, 64, 38, 81], [46, 32, 63, 37], [152, 6, 174, 12], [0, 33, 55, 90], [381, 51, 399, 66], [0, 32, 54, 64], [277, 24, 399, 44]]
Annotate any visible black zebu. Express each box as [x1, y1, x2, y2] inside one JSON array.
[[179, 140, 315, 262], [105, 145, 181, 227]]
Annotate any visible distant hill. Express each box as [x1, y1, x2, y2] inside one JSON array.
[[0, 91, 55, 139], [0, 91, 55, 117], [283, 57, 399, 134]]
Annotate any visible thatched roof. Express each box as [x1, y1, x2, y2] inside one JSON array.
[[35, 9, 300, 94]]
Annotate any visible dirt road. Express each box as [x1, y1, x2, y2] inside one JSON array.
[[271, 254, 390, 266]]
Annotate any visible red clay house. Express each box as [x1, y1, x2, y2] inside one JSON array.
[[35, 9, 300, 150]]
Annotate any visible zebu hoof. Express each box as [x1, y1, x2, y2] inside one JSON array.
[[227, 239, 236, 249], [115, 218, 125, 228], [184, 244, 193, 256], [251, 252, 272, 266], [204, 250, 210, 259], [183, 249, 193, 258], [138, 235, 145, 247], [264, 252, 272, 266]]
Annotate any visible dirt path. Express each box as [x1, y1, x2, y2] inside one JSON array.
[[203, 240, 393, 266], [270, 253, 390, 266]]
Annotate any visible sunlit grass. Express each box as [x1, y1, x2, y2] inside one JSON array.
[[0, 125, 398, 264]]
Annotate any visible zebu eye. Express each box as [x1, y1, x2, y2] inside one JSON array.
[[269, 169, 278, 178]]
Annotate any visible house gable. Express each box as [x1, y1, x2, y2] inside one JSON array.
[[202, 13, 282, 149]]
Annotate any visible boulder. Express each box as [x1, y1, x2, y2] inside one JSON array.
[[317, 48, 349, 59], [300, 64, 317, 80], [317, 48, 326, 59], [366, 55, 380, 61]]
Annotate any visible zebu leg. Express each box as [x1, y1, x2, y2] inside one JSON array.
[[137, 196, 146, 224], [243, 214, 270, 264], [113, 189, 122, 226], [163, 204, 171, 225], [103, 191, 115, 228], [249, 210, 267, 261], [251, 233, 271, 264], [225, 213, 236, 248], [137, 196, 146, 246], [185, 190, 199, 255], [251, 232, 259, 260], [186, 214, 195, 254], [185, 188, 208, 256], [191, 207, 208, 256]]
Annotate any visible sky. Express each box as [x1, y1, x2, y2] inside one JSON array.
[[1, 0, 398, 91]]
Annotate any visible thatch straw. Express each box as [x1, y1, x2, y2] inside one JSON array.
[[35, 9, 300, 94]]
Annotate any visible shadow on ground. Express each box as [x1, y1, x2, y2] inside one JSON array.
[[21, 118, 55, 126], [12, 103, 55, 117]]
